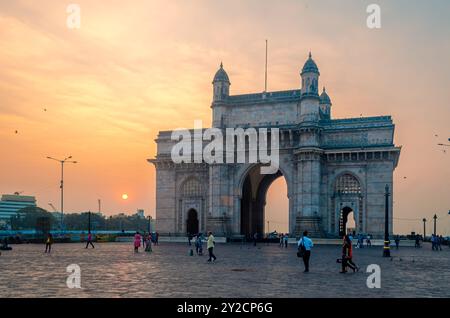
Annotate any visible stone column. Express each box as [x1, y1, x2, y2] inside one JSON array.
[[207, 164, 232, 236], [294, 148, 324, 237]]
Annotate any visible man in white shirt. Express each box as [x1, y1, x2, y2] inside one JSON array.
[[297, 231, 314, 272]]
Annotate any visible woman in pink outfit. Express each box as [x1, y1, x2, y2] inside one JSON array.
[[134, 232, 141, 253]]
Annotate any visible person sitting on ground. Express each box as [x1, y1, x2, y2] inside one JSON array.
[[1, 238, 12, 250]]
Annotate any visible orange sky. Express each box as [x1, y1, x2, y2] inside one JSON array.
[[0, 0, 449, 234]]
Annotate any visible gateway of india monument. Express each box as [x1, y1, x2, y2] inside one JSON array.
[[149, 53, 401, 239]]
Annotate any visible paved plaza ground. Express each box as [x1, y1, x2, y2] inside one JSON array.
[[1, 242, 449, 298]]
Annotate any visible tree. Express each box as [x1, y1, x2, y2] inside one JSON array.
[[12, 206, 56, 231]]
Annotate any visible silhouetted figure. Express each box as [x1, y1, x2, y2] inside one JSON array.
[[85, 232, 95, 249], [414, 235, 421, 248], [45, 233, 53, 253]]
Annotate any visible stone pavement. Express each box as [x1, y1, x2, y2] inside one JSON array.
[[0, 242, 449, 298]]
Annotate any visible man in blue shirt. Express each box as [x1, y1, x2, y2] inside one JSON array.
[[297, 231, 314, 272]]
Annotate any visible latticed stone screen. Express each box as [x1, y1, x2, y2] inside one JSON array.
[[334, 174, 361, 195], [182, 178, 202, 197]]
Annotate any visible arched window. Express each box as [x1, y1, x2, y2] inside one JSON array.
[[334, 174, 361, 195], [181, 178, 202, 197]]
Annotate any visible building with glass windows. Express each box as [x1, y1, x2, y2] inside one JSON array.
[[0, 194, 37, 220]]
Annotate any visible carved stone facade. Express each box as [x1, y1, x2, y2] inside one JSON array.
[[149, 54, 401, 238]]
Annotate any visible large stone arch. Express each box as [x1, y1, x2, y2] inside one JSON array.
[[235, 158, 294, 199], [233, 159, 293, 238]]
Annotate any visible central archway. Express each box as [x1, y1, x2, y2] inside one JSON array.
[[186, 209, 199, 235], [240, 165, 289, 239], [339, 206, 355, 236]]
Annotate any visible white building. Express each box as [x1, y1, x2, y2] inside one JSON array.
[[0, 194, 37, 220]]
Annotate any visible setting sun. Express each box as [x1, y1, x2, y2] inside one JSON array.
[[121, 194, 128, 200]]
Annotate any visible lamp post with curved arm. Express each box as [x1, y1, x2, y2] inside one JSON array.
[[46, 156, 77, 232]]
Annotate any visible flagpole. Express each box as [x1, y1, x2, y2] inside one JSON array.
[[265, 39, 268, 92]]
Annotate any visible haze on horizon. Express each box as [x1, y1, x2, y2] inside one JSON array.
[[0, 0, 449, 235]]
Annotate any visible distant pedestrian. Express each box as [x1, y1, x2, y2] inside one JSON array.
[[253, 233, 258, 246], [188, 234, 193, 246], [134, 232, 141, 253], [437, 235, 443, 251], [45, 233, 53, 253], [414, 234, 421, 248], [155, 232, 159, 245], [366, 234, 372, 247], [284, 233, 289, 248], [431, 234, 437, 251], [348, 232, 354, 243], [394, 235, 400, 249], [356, 233, 364, 249], [297, 231, 313, 273], [145, 233, 152, 252], [142, 232, 147, 247], [279, 233, 284, 247], [207, 231, 216, 262], [195, 233, 203, 255], [85, 232, 95, 249]]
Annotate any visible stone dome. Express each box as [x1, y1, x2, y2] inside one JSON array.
[[212, 62, 230, 84], [301, 52, 319, 75], [320, 87, 331, 104]]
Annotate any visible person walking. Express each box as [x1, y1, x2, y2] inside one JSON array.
[[340, 235, 359, 273], [297, 231, 313, 272], [366, 234, 372, 247], [284, 233, 289, 248], [145, 232, 152, 252], [431, 234, 436, 251], [134, 232, 142, 253], [207, 231, 216, 262], [414, 234, 421, 248], [85, 232, 95, 249], [155, 232, 159, 245], [142, 231, 147, 248], [279, 233, 284, 247], [44, 233, 53, 253], [253, 232, 258, 247], [394, 235, 400, 250], [437, 235, 443, 251]]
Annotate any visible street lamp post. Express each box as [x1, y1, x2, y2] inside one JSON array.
[[433, 214, 437, 236], [46, 156, 77, 232], [383, 184, 391, 257], [88, 210, 91, 234], [422, 218, 426, 239]]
